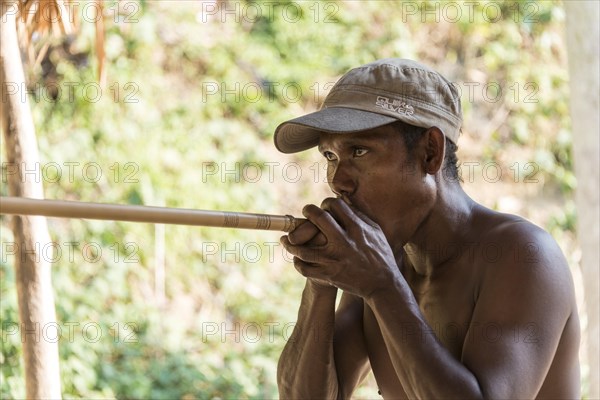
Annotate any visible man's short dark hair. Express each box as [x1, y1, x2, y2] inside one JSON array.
[[390, 120, 461, 182]]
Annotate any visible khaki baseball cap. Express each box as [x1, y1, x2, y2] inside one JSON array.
[[274, 58, 462, 154]]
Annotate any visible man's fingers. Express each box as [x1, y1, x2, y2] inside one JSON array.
[[288, 220, 327, 245], [320, 197, 354, 230], [321, 197, 379, 231], [292, 258, 333, 283], [302, 203, 345, 239], [347, 203, 379, 228], [281, 235, 333, 264]]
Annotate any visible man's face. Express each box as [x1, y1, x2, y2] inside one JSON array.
[[318, 124, 436, 244]]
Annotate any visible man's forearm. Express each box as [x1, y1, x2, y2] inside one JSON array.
[[366, 279, 483, 399], [278, 280, 340, 399]]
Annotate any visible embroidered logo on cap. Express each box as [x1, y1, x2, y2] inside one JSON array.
[[375, 96, 414, 116]]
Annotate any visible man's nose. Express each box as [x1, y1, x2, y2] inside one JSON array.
[[328, 161, 355, 197]]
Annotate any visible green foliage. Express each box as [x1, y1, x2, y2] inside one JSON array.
[[1, 0, 577, 398]]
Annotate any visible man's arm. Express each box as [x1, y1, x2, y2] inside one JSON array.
[[278, 217, 371, 399], [334, 291, 371, 397], [277, 283, 371, 399], [365, 224, 578, 399], [277, 279, 339, 399]]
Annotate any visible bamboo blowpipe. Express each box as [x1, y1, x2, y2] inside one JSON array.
[[0, 196, 304, 232]]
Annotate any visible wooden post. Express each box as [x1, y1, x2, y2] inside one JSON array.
[[1, 0, 62, 397], [564, 1, 600, 398]]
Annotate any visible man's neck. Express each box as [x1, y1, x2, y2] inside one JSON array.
[[402, 184, 476, 277]]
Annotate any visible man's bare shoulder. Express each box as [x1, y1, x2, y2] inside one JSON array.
[[471, 205, 576, 311], [472, 205, 563, 258], [461, 206, 579, 399], [472, 204, 548, 237]]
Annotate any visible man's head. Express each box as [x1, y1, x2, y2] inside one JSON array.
[[274, 58, 462, 155]]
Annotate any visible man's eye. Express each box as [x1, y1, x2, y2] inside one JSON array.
[[323, 151, 337, 161], [353, 148, 368, 157]]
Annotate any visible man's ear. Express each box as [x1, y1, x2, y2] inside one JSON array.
[[421, 126, 445, 174]]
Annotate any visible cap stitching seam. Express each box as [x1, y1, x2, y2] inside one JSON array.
[[328, 86, 462, 122]]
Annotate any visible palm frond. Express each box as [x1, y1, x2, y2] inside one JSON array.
[[16, 0, 105, 83]]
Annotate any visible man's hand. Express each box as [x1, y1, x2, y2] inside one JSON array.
[[288, 218, 328, 247], [281, 197, 401, 298], [285, 211, 332, 289]]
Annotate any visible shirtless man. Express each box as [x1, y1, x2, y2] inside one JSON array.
[[273, 59, 580, 399]]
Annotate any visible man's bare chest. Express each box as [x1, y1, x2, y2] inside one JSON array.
[[409, 278, 476, 357], [364, 268, 479, 364], [361, 279, 477, 398]]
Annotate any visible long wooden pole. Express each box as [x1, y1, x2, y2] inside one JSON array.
[[0, 196, 305, 232], [1, 1, 62, 397]]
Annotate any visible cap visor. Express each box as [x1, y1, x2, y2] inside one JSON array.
[[274, 107, 398, 153]]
